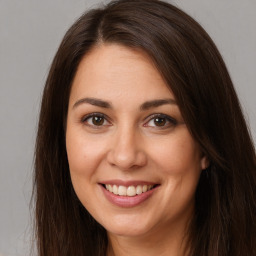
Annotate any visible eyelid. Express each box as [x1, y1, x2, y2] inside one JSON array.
[[81, 112, 177, 129], [143, 113, 177, 127], [81, 112, 112, 126]]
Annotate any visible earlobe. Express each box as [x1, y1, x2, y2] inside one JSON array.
[[200, 155, 210, 170]]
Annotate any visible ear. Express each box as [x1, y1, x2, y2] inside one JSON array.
[[200, 154, 210, 170]]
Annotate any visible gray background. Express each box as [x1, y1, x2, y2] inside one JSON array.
[[0, 0, 255, 255]]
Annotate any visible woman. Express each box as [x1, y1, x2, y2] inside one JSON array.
[[34, 0, 256, 255]]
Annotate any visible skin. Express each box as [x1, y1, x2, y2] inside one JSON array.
[[66, 44, 208, 256]]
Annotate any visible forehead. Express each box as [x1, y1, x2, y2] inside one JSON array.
[[69, 43, 174, 105]]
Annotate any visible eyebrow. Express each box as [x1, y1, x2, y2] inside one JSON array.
[[140, 99, 177, 110], [73, 97, 112, 109], [72, 97, 176, 110]]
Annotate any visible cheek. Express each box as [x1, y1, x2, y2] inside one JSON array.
[[149, 134, 202, 221], [65, 129, 103, 206], [66, 128, 106, 177], [149, 132, 202, 176]]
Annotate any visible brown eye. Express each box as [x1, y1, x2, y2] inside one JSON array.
[[145, 114, 177, 128], [154, 117, 166, 126], [82, 113, 111, 128], [92, 116, 104, 126]]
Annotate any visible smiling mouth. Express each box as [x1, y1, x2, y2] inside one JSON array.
[[103, 184, 158, 197]]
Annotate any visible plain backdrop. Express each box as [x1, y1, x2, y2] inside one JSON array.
[[0, 0, 255, 255]]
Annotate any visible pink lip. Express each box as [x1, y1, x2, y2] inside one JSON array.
[[100, 179, 156, 187], [99, 182, 159, 208]]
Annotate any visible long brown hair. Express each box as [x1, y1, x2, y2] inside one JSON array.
[[33, 0, 256, 255]]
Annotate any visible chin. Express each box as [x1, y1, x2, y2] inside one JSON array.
[[107, 226, 150, 237], [101, 215, 155, 237]]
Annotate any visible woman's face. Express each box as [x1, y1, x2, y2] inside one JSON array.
[[66, 44, 208, 238]]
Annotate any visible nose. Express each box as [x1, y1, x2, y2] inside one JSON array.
[[106, 126, 147, 170]]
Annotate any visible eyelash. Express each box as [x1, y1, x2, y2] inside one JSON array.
[[81, 113, 177, 129], [81, 112, 111, 128], [144, 113, 177, 128]]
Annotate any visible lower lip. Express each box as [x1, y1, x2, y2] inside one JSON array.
[[101, 185, 158, 208]]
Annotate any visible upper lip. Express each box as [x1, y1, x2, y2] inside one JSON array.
[[99, 179, 159, 187]]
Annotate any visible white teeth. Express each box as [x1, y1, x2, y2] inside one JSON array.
[[136, 185, 143, 195], [108, 184, 113, 193], [142, 185, 148, 193], [105, 184, 155, 197], [127, 186, 136, 196], [118, 185, 127, 196], [113, 185, 118, 195]]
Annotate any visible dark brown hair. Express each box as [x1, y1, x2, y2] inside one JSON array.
[[34, 0, 256, 255]]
